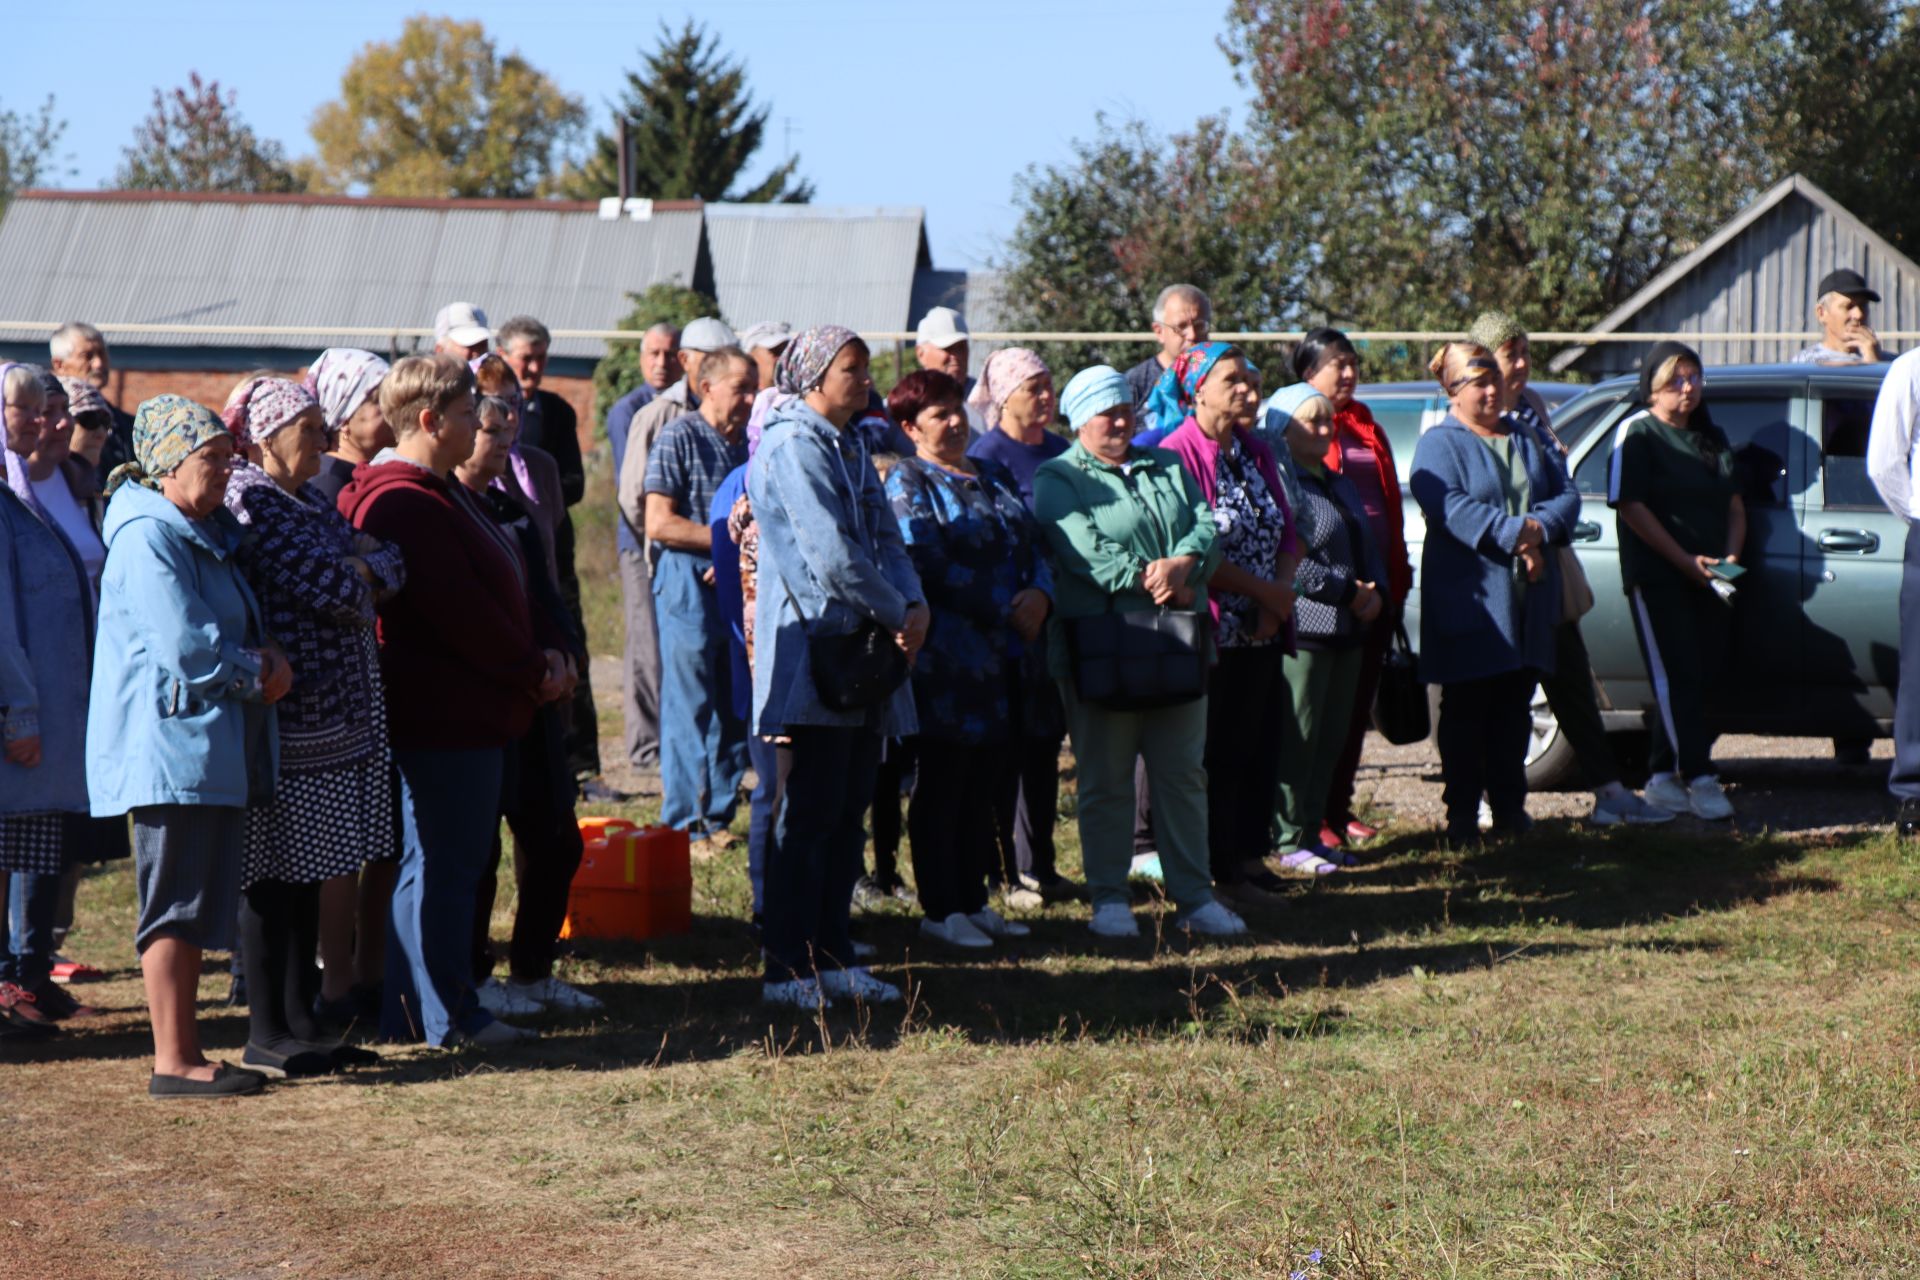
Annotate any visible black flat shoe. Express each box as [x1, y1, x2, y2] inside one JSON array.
[[328, 1042, 381, 1070], [149, 1062, 266, 1098], [242, 1042, 338, 1079]]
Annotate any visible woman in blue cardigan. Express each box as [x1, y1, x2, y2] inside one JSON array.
[[1409, 343, 1579, 844]]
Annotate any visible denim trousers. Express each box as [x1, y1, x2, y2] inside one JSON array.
[[2, 871, 60, 986], [652, 550, 747, 835], [761, 725, 880, 982], [384, 746, 504, 1045], [1895, 521, 1920, 800], [746, 730, 778, 918]]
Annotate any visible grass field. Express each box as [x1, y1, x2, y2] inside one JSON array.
[[7, 454, 1920, 1278]]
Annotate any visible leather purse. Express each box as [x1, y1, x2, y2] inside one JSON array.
[[1557, 545, 1595, 622], [1067, 606, 1209, 712], [808, 617, 910, 713], [1370, 621, 1431, 745]]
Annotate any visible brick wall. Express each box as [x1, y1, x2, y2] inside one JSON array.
[[107, 368, 603, 455]]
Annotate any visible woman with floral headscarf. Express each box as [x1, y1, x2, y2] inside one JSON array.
[[1033, 364, 1243, 939], [747, 325, 927, 1009], [88, 394, 294, 1096], [220, 377, 402, 1076], [307, 348, 392, 506], [1161, 343, 1304, 897]]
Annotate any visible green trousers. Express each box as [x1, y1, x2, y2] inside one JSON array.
[[1061, 681, 1214, 912], [1273, 645, 1365, 851]]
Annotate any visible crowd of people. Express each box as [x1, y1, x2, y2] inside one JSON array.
[[0, 278, 1806, 1094]]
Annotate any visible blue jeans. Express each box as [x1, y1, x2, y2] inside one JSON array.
[[761, 725, 880, 982], [2, 871, 59, 987], [746, 731, 778, 918], [652, 550, 747, 835], [1894, 522, 1920, 800], [384, 747, 504, 1045]]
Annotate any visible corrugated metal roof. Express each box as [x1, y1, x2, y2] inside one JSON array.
[[0, 191, 708, 360], [703, 202, 929, 335]]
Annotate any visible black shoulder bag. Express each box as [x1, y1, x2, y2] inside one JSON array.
[[1370, 620, 1430, 744]]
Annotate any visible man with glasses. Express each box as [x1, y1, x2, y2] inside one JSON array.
[[1125, 284, 1212, 410]]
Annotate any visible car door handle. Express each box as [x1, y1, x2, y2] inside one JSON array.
[[1818, 528, 1880, 553], [1571, 521, 1601, 543]]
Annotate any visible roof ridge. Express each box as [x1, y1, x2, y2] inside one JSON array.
[[15, 189, 706, 214]]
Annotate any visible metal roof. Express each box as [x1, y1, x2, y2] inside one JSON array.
[[0, 190, 708, 360], [703, 202, 930, 335]]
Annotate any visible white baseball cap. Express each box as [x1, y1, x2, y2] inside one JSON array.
[[738, 320, 793, 351], [681, 317, 738, 352], [434, 301, 491, 347], [915, 306, 969, 349]]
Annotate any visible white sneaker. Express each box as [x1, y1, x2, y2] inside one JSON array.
[[454, 1017, 539, 1047], [1001, 886, 1045, 911], [1642, 772, 1691, 814], [1590, 790, 1676, 827], [1089, 903, 1140, 937], [762, 977, 830, 1009], [820, 967, 902, 1003], [921, 912, 993, 948], [1687, 775, 1734, 820], [506, 975, 603, 1013], [968, 907, 1031, 938], [476, 976, 543, 1016], [1175, 900, 1248, 937]]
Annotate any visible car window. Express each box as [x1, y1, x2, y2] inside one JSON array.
[[1549, 395, 1620, 456], [1816, 388, 1882, 509], [1570, 392, 1793, 506], [1572, 401, 1636, 495], [1365, 398, 1427, 462]]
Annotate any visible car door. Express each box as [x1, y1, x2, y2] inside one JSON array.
[[1800, 372, 1901, 732]]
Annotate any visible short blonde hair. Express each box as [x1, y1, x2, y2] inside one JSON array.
[[1648, 353, 1698, 393], [379, 354, 474, 438], [2, 365, 46, 409]]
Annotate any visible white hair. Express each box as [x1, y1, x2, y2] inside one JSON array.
[[643, 322, 680, 342], [49, 321, 103, 364], [1151, 284, 1212, 326]]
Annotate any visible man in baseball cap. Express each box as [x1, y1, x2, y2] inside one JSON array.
[[613, 316, 738, 775], [914, 306, 984, 438], [1795, 268, 1889, 365], [433, 301, 492, 359]]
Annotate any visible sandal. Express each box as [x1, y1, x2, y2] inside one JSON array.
[[1277, 849, 1337, 876]]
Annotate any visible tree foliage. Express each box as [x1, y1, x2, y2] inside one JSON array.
[[562, 21, 812, 203], [592, 282, 723, 429], [116, 74, 302, 194], [1000, 0, 1920, 362], [309, 16, 586, 198], [0, 95, 72, 213]]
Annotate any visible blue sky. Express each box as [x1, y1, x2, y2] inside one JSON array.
[[16, 1, 1242, 270]]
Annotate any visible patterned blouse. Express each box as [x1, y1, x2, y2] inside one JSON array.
[[885, 455, 1051, 745], [1211, 441, 1291, 650], [224, 462, 405, 772]]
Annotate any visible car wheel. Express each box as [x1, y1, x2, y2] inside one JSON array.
[[1524, 683, 1582, 791]]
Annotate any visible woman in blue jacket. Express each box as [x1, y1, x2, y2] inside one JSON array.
[[1409, 344, 1578, 844], [88, 396, 293, 1097], [0, 365, 99, 1036]]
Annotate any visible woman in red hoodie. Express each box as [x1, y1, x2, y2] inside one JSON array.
[[1294, 330, 1413, 852], [336, 355, 569, 1048]]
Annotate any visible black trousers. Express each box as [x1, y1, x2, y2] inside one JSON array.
[[1204, 646, 1287, 881], [1437, 669, 1537, 835], [869, 738, 914, 884], [473, 703, 585, 984], [238, 878, 323, 1049], [763, 726, 880, 981], [1628, 583, 1730, 779], [1540, 620, 1617, 788], [991, 733, 1061, 884], [906, 737, 997, 920]]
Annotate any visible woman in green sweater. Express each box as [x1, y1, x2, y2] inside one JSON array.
[[1033, 365, 1244, 939]]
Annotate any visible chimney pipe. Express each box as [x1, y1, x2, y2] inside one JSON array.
[[616, 118, 632, 201]]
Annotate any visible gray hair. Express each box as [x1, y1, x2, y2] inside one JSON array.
[[476, 394, 518, 426], [1151, 284, 1212, 326], [643, 322, 680, 343], [49, 321, 104, 363], [694, 345, 754, 387], [496, 315, 552, 350]]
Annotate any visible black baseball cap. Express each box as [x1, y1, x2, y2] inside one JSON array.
[[1818, 268, 1881, 302]]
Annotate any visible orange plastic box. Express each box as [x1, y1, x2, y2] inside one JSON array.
[[560, 817, 693, 941]]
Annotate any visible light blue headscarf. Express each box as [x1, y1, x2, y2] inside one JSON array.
[[1060, 365, 1131, 432], [1257, 382, 1333, 458]]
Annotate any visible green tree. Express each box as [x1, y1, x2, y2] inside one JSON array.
[[117, 74, 302, 193], [592, 281, 723, 430], [0, 95, 72, 214], [562, 21, 812, 202], [309, 15, 586, 198]]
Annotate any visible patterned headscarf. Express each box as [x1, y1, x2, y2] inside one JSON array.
[[1171, 341, 1255, 413], [774, 324, 862, 395], [106, 395, 230, 498], [1467, 311, 1528, 354], [306, 348, 389, 433], [58, 376, 111, 424], [221, 377, 317, 449], [1060, 365, 1131, 432], [965, 347, 1049, 429]]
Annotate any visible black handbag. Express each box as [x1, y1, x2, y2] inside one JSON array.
[[1370, 620, 1430, 745], [809, 617, 910, 713], [1067, 606, 1209, 712]]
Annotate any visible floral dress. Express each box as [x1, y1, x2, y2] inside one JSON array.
[[1210, 442, 1291, 649], [225, 462, 405, 886]]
